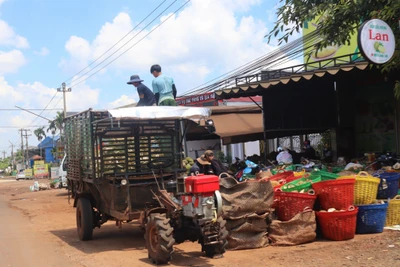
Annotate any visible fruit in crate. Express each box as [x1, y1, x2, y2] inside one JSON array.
[[183, 157, 195, 172]]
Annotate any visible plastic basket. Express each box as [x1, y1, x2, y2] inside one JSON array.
[[316, 206, 358, 241], [312, 170, 339, 181], [281, 175, 321, 192], [274, 191, 317, 221], [386, 195, 400, 226], [356, 202, 388, 234], [268, 171, 294, 182], [312, 178, 355, 210], [373, 171, 400, 199], [353, 172, 380, 205]]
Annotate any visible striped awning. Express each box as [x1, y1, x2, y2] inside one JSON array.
[[215, 61, 369, 98]]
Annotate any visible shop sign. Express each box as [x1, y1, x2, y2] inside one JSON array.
[[358, 19, 396, 65], [176, 92, 216, 106]]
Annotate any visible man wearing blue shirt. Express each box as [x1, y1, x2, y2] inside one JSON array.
[[150, 64, 177, 106]]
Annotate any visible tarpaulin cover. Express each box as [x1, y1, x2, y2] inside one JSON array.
[[108, 106, 211, 122]]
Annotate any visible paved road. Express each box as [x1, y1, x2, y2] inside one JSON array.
[[0, 196, 79, 267]]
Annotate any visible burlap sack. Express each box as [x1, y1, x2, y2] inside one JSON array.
[[268, 210, 316, 246], [226, 213, 270, 250], [220, 177, 274, 219]]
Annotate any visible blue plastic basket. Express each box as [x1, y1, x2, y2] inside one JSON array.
[[373, 171, 400, 199], [356, 202, 388, 234]]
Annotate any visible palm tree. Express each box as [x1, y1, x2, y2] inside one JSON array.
[[34, 126, 46, 141], [47, 111, 64, 136]]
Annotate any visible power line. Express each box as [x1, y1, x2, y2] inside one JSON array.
[[27, 91, 58, 127], [69, 0, 181, 88], [0, 108, 62, 111], [63, 0, 168, 84], [70, 0, 190, 88]]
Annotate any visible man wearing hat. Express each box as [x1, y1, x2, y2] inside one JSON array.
[[127, 74, 156, 106], [189, 150, 227, 176]]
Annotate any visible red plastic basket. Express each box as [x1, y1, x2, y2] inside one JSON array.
[[316, 207, 358, 241], [274, 191, 317, 221], [312, 178, 355, 210], [268, 171, 294, 182]]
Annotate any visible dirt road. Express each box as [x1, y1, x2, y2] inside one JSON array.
[[1, 179, 400, 267]]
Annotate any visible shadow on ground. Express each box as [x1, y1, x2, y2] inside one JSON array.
[[50, 223, 214, 266]]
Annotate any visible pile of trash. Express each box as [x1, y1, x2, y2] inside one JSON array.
[[29, 181, 50, 191]]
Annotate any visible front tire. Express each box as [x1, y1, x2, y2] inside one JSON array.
[[145, 213, 175, 264], [202, 216, 228, 258], [76, 198, 93, 241]]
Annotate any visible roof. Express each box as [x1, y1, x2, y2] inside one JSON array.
[[38, 135, 60, 148], [185, 105, 263, 145], [215, 54, 369, 99]]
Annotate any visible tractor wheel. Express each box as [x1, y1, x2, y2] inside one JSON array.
[[76, 198, 93, 241], [144, 213, 175, 264], [203, 216, 228, 258]]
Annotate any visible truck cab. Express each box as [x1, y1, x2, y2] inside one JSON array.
[[59, 153, 68, 188]]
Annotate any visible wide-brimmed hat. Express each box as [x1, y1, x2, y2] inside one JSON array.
[[197, 155, 211, 165], [127, 74, 143, 84]]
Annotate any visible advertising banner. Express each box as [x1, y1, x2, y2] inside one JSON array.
[[303, 14, 360, 66], [33, 164, 49, 178]]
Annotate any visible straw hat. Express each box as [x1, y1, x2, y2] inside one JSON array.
[[197, 155, 211, 165]]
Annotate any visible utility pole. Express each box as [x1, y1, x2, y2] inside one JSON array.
[[1, 151, 5, 160], [57, 82, 71, 118], [19, 129, 24, 166], [23, 129, 31, 167], [9, 141, 14, 170]]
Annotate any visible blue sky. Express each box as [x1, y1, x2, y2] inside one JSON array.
[[0, 0, 296, 155]]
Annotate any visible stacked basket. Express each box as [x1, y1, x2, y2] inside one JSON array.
[[349, 171, 388, 234], [373, 171, 400, 227], [312, 178, 358, 241]]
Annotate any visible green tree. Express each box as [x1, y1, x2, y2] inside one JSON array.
[[34, 126, 46, 141], [267, 0, 400, 94], [47, 111, 64, 136]]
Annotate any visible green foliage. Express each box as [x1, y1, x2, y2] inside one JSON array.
[[0, 157, 11, 170], [267, 0, 400, 96], [34, 126, 46, 141], [47, 111, 64, 135]]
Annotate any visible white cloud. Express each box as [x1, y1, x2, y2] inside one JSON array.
[[34, 47, 50, 56], [107, 94, 136, 109], [0, 49, 27, 75], [60, 0, 278, 94], [0, 20, 29, 48], [0, 0, 6, 8]]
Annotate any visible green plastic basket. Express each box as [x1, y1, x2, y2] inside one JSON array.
[[312, 171, 339, 181], [281, 175, 321, 192], [285, 164, 304, 171]]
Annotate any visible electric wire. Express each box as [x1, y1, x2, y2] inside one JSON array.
[[69, 0, 186, 88], [63, 0, 168, 84]]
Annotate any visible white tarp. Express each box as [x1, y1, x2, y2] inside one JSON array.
[[108, 106, 211, 122]]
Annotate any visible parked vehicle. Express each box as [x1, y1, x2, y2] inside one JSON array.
[[16, 169, 27, 181], [64, 107, 226, 264], [58, 153, 68, 188]]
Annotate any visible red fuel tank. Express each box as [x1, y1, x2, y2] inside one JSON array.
[[185, 174, 220, 194]]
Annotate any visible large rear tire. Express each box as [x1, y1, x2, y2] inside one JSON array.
[[203, 216, 228, 258], [145, 213, 175, 265], [76, 198, 93, 241]]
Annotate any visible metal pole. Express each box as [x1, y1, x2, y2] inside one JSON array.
[[57, 82, 71, 119], [19, 129, 24, 167], [63, 89, 67, 119]]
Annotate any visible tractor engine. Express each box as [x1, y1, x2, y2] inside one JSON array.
[[181, 174, 222, 221]]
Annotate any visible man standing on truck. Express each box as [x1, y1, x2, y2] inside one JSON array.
[[127, 74, 156, 106], [150, 64, 178, 106]]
